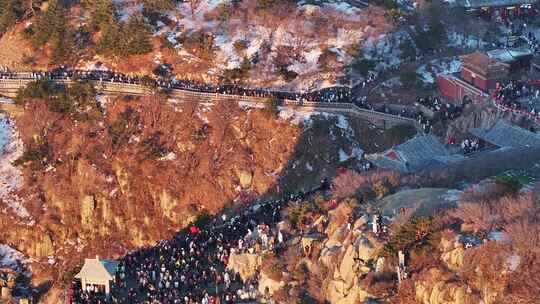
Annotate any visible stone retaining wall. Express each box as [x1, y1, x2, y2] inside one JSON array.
[[0, 79, 421, 130]]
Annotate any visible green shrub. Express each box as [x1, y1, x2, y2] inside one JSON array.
[[58, 264, 83, 288], [264, 97, 280, 116], [318, 48, 339, 69], [413, 7, 446, 52], [258, 0, 294, 8], [13, 144, 48, 167], [233, 39, 248, 55], [385, 124, 417, 146], [15, 79, 58, 103], [142, 0, 175, 12], [392, 217, 434, 251], [141, 132, 168, 158], [97, 17, 153, 57], [17, 80, 100, 118], [344, 44, 361, 57], [494, 177, 522, 196], [108, 107, 140, 146], [191, 128, 207, 141], [382, 0, 397, 9], [215, 2, 232, 22], [399, 39, 416, 61], [25, 0, 78, 63], [179, 30, 216, 61], [240, 56, 252, 71], [277, 66, 298, 82], [399, 71, 422, 89], [373, 180, 391, 199], [0, 0, 24, 35], [352, 59, 375, 77], [82, 0, 119, 32]]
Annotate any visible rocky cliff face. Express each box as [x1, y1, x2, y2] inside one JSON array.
[[446, 104, 539, 139], [228, 179, 540, 304], [1, 91, 379, 301], [1, 95, 305, 295], [227, 201, 382, 304]]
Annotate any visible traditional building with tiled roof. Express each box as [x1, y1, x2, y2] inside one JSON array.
[[74, 256, 119, 297]]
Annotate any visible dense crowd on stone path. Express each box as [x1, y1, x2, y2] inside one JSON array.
[[69, 180, 331, 304], [355, 97, 432, 131], [460, 138, 481, 154], [0, 68, 435, 128], [416, 96, 462, 120], [493, 80, 540, 124], [0, 68, 352, 104]]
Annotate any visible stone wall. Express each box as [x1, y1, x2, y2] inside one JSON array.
[[0, 79, 421, 130]]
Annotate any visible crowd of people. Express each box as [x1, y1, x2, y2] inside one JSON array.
[[0, 68, 353, 104], [354, 98, 432, 131], [524, 30, 540, 53], [460, 138, 481, 154], [69, 180, 331, 304], [416, 96, 463, 120], [493, 80, 540, 124], [0, 68, 435, 129]]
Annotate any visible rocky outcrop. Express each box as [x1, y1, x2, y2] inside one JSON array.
[[258, 272, 285, 296], [236, 169, 253, 189], [438, 236, 465, 271], [446, 104, 539, 139], [326, 279, 370, 304], [227, 253, 262, 281], [414, 268, 479, 304], [320, 216, 379, 304], [80, 195, 95, 228]]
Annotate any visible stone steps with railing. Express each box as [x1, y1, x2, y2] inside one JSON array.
[[0, 78, 422, 130]]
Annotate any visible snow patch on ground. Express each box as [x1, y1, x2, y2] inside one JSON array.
[[363, 30, 408, 76], [0, 113, 30, 220], [336, 115, 350, 130], [440, 189, 463, 202], [278, 108, 364, 162], [238, 101, 266, 109], [173, 0, 228, 31], [338, 147, 364, 162], [278, 107, 357, 127], [338, 149, 349, 162], [0, 244, 26, 271], [114, 0, 143, 21], [156, 0, 386, 91], [278, 107, 320, 125], [507, 254, 521, 272], [96, 95, 108, 113], [447, 31, 486, 49], [416, 57, 461, 84], [84, 61, 109, 71], [488, 230, 511, 243]]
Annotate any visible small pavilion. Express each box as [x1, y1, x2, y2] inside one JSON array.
[[74, 256, 118, 297]]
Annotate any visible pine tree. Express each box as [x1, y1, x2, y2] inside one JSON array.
[[29, 0, 68, 47], [97, 23, 124, 57], [142, 0, 176, 12], [83, 0, 119, 32], [0, 0, 25, 35], [125, 17, 153, 55]]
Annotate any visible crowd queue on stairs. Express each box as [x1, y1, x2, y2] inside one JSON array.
[[0, 67, 437, 132], [67, 180, 332, 304]]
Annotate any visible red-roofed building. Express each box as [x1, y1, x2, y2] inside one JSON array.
[[437, 51, 509, 105]]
